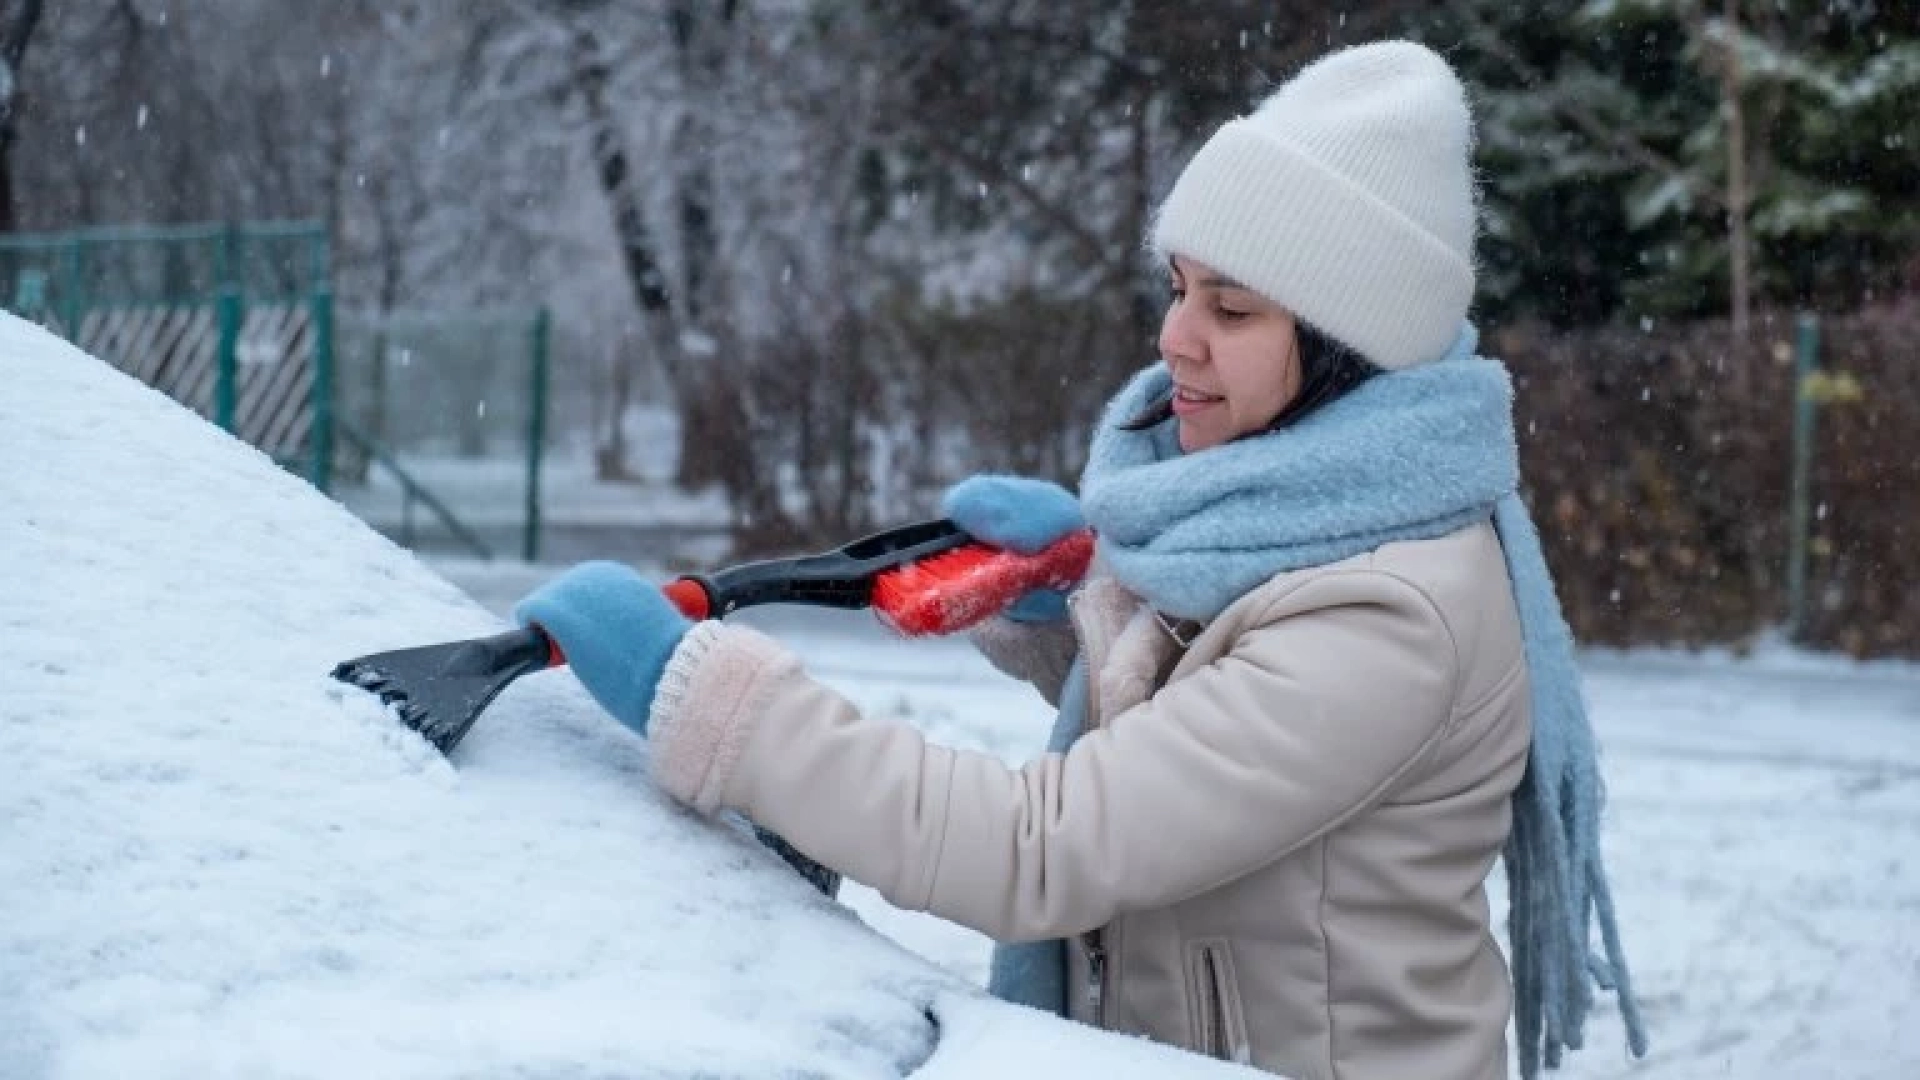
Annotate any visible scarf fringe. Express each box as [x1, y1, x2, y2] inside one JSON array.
[[1495, 495, 1649, 1079]]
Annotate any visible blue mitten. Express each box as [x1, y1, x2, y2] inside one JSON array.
[[941, 473, 1085, 622], [513, 561, 692, 737]]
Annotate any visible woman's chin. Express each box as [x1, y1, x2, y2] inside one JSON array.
[[1176, 422, 1218, 454]]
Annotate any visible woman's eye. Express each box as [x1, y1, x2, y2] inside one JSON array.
[[1168, 287, 1187, 306], [1215, 305, 1249, 322]]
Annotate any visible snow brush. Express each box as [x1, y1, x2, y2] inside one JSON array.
[[331, 517, 1094, 758]]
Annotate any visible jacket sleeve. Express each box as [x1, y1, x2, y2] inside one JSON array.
[[645, 570, 1459, 943]]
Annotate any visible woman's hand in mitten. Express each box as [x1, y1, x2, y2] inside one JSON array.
[[513, 561, 692, 736], [941, 473, 1086, 622]]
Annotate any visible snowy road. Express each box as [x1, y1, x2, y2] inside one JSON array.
[[446, 564, 1920, 1079]]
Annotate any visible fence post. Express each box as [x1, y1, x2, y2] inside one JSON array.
[[311, 283, 336, 494], [61, 235, 87, 342], [215, 224, 243, 433], [215, 286, 242, 433], [523, 307, 550, 562], [1785, 312, 1820, 643]]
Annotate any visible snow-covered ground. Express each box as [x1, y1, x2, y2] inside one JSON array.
[[10, 309, 1920, 1079], [1, 313, 1255, 1079]]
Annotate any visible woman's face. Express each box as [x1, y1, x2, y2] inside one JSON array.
[[1157, 254, 1302, 453]]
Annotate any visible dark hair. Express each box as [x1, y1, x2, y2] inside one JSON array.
[[1117, 320, 1380, 436]]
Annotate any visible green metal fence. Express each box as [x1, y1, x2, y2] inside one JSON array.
[[331, 307, 551, 561], [3, 221, 552, 561], [1, 221, 338, 489]]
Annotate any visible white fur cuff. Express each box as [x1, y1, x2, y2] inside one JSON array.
[[646, 622, 790, 815]]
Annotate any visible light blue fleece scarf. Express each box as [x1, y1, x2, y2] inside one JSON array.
[[986, 325, 1646, 1078]]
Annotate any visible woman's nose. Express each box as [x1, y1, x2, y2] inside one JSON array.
[[1158, 299, 1204, 366]]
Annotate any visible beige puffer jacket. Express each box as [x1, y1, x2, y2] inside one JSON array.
[[645, 519, 1532, 1080]]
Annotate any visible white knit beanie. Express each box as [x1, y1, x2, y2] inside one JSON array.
[[1151, 40, 1478, 371]]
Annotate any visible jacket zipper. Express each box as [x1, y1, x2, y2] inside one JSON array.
[[1067, 589, 1112, 1032], [1082, 931, 1107, 1027], [1199, 946, 1225, 1058], [1196, 943, 1250, 1065]]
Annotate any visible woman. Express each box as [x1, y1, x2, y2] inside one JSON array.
[[516, 40, 1647, 1080]]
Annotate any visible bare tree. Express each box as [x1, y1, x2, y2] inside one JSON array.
[[562, 11, 675, 480], [0, 0, 45, 231]]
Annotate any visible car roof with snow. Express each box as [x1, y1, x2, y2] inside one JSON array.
[[2, 313, 1253, 1079]]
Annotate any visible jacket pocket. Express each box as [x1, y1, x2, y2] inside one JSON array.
[[1187, 938, 1251, 1066]]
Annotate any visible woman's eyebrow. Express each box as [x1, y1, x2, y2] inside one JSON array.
[[1196, 273, 1247, 291], [1165, 258, 1245, 291]]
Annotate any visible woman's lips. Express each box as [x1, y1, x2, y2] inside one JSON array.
[[1170, 386, 1224, 417]]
